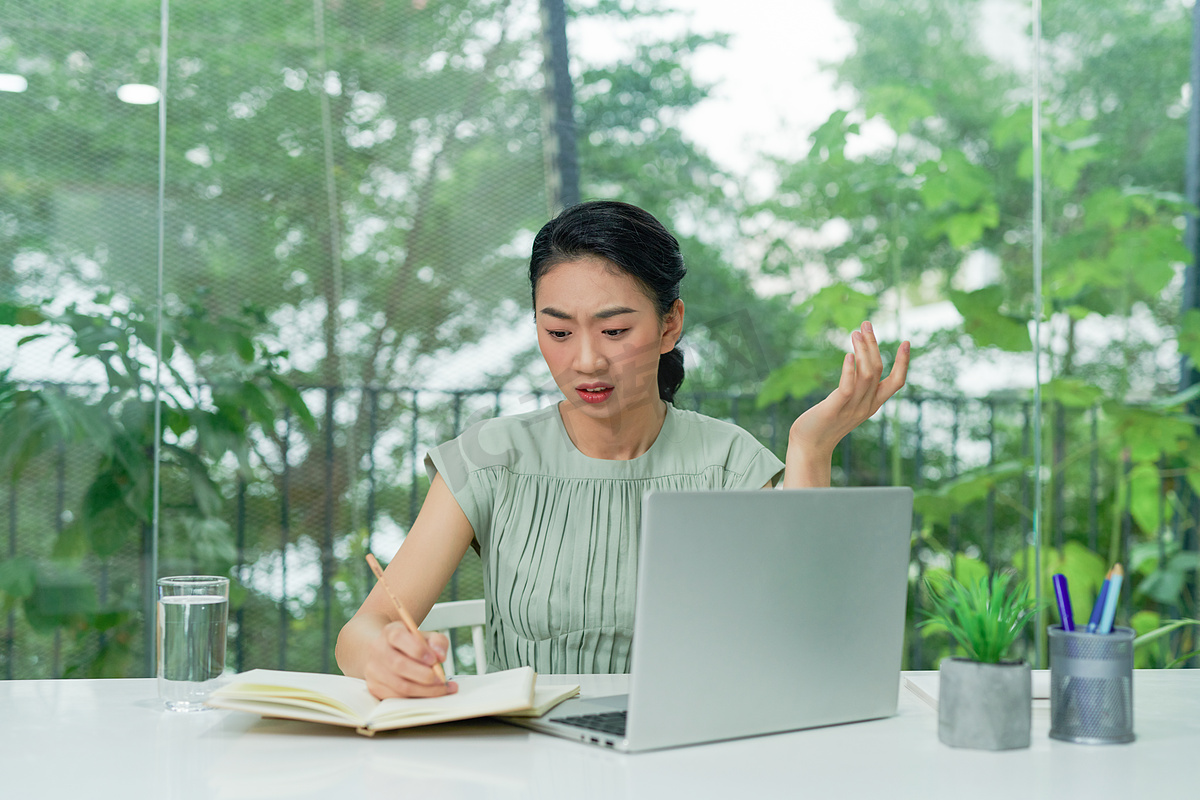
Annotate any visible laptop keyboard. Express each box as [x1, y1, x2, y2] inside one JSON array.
[[555, 710, 627, 737]]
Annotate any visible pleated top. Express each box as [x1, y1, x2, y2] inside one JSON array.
[[424, 403, 784, 674]]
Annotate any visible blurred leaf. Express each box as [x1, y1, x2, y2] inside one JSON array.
[[992, 105, 1032, 149], [51, 522, 90, 562], [801, 283, 879, 338], [24, 571, 98, 632], [1127, 461, 1162, 537], [85, 506, 140, 558], [865, 84, 935, 132], [238, 382, 276, 429], [949, 286, 1031, 352], [1137, 569, 1186, 605], [1134, 618, 1200, 649], [82, 470, 125, 519], [913, 461, 1023, 525], [917, 150, 993, 210], [937, 201, 1000, 248], [1130, 609, 1164, 667], [1041, 378, 1104, 409], [1130, 609, 1162, 637], [0, 556, 37, 602], [268, 375, 317, 431], [0, 302, 48, 326], [757, 353, 842, 408], [1133, 550, 1200, 605], [1108, 407, 1195, 462], [808, 109, 859, 164], [1146, 379, 1200, 410]]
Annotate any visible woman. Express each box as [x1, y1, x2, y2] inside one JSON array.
[[335, 201, 910, 698]]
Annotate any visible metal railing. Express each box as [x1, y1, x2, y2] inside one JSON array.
[[3, 385, 1196, 678]]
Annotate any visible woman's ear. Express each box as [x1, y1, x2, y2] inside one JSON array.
[[660, 299, 684, 354]]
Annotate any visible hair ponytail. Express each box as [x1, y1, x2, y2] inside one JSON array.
[[657, 346, 685, 404]]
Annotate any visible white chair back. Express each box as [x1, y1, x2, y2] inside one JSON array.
[[420, 598, 485, 677]]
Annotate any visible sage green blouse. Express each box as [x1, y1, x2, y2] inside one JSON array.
[[424, 403, 784, 674]]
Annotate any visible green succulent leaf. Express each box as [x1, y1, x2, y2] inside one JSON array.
[[919, 572, 1039, 663]]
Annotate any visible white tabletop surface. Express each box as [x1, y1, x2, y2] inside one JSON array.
[[2, 670, 1198, 799]]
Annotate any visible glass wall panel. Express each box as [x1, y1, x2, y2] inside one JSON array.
[[2, 0, 163, 678], [1, 0, 554, 678], [1037, 0, 1196, 668]]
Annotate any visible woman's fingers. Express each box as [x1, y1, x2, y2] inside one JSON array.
[[855, 322, 884, 382], [364, 624, 457, 699], [876, 340, 911, 403], [788, 323, 911, 459], [838, 324, 910, 423], [383, 623, 445, 668]]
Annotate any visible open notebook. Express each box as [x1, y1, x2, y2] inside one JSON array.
[[207, 666, 579, 736]]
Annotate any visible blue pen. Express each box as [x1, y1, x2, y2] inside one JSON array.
[[1052, 573, 1074, 631], [1097, 564, 1124, 635], [1086, 570, 1111, 634]]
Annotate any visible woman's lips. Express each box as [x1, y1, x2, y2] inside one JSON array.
[[575, 385, 614, 404]]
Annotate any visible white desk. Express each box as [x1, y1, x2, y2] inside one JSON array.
[[2, 671, 1197, 799]]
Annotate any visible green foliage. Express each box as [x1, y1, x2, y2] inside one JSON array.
[[0, 294, 312, 672], [948, 286, 1031, 352], [751, 0, 1199, 669], [920, 572, 1040, 663], [1133, 618, 1200, 669], [914, 461, 1024, 527], [1131, 540, 1200, 607]]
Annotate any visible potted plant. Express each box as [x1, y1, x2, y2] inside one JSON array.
[[920, 571, 1039, 750]]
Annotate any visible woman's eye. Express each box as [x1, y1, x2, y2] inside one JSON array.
[[603, 329, 628, 337], [546, 330, 569, 340]]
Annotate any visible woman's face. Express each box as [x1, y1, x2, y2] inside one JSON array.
[[534, 256, 682, 419]]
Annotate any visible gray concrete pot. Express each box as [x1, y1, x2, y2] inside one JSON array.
[[938, 658, 1031, 750]]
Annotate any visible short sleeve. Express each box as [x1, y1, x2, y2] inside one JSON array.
[[424, 436, 495, 547], [731, 446, 785, 489]]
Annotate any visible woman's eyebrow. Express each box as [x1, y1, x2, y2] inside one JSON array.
[[538, 306, 637, 320]]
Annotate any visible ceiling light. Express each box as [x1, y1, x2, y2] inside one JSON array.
[[117, 83, 160, 104], [0, 74, 28, 93]]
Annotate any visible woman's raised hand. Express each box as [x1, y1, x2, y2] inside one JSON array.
[[362, 622, 458, 700], [783, 321, 910, 488]]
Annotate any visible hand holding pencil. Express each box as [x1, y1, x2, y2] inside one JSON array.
[[360, 553, 456, 699]]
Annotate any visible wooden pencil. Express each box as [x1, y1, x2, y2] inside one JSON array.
[[365, 553, 447, 683]]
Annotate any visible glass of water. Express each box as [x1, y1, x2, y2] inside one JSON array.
[[156, 575, 230, 712]]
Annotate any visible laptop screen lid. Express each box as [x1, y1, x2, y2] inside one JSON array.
[[622, 487, 913, 752]]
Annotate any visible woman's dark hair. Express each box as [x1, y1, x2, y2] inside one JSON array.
[[530, 200, 686, 403]]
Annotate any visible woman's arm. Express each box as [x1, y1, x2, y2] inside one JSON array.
[[335, 472, 477, 698], [782, 321, 910, 488]]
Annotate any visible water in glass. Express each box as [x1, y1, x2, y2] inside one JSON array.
[[157, 594, 228, 711]]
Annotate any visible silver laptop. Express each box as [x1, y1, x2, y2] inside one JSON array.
[[506, 487, 914, 752]]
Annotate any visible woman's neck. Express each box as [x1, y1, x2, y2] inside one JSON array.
[[557, 398, 668, 460]]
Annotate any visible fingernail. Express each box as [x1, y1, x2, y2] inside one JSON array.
[[447, 681, 459, 694], [864, 321, 873, 335]]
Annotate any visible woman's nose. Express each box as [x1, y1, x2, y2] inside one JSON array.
[[573, 334, 608, 374]]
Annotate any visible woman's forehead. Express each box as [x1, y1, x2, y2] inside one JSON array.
[[534, 256, 654, 310]]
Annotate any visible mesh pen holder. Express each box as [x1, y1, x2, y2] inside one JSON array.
[[1048, 626, 1135, 744]]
